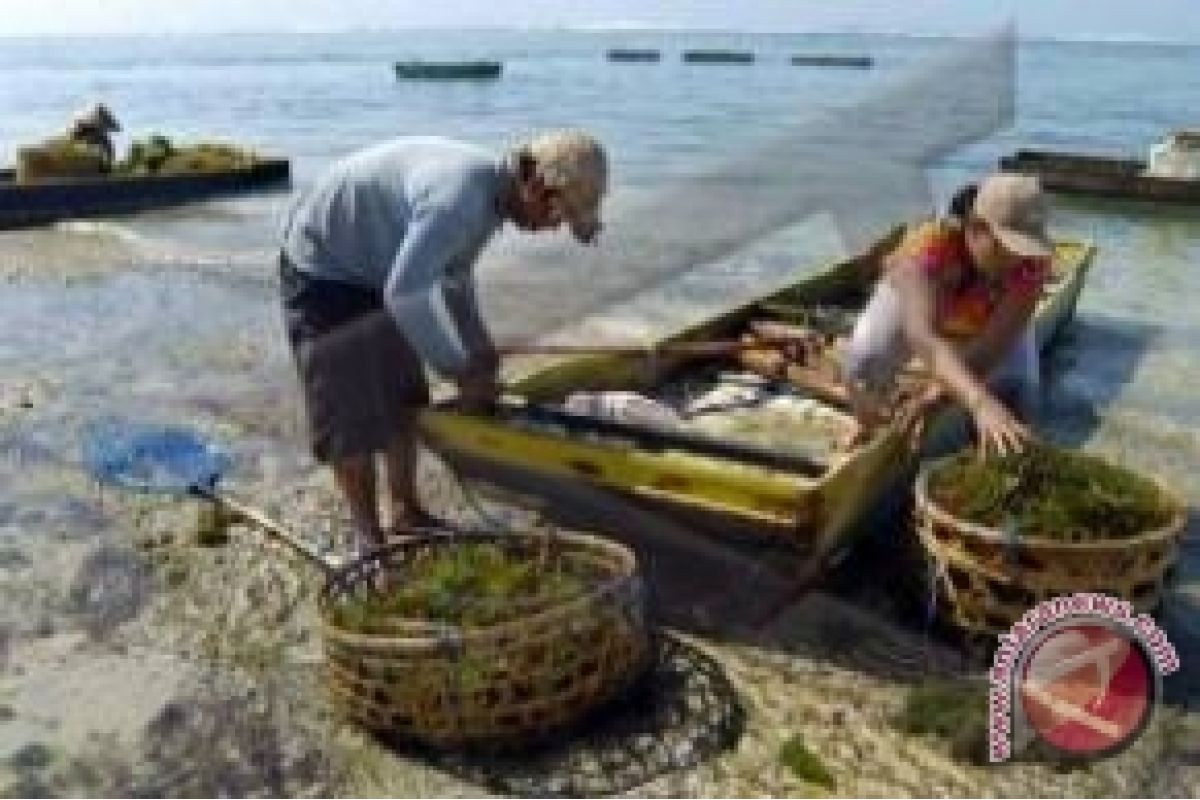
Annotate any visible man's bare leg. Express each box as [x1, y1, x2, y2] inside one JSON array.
[[332, 453, 384, 554], [384, 419, 432, 533]]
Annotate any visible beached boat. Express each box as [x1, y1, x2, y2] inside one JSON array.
[[393, 61, 503, 80], [606, 49, 662, 63], [790, 54, 873, 68], [1000, 148, 1200, 203], [682, 50, 755, 64], [419, 233, 1096, 575], [0, 158, 290, 230]]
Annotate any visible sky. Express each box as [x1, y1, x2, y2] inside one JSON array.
[[2, 0, 1199, 42]]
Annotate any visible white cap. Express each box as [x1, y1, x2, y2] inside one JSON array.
[[974, 173, 1053, 259], [522, 129, 608, 243]]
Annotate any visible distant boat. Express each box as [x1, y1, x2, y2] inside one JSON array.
[[0, 159, 291, 230], [1000, 148, 1200, 204], [682, 50, 755, 64], [790, 54, 873, 69], [393, 61, 503, 81], [606, 48, 661, 63]]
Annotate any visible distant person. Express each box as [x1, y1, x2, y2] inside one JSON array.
[[278, 131, 608, 557], [65, 102, 121, 170], [841, 173, 1055, 456]]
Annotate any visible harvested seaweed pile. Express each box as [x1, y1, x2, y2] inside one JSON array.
[[16, 138, 108, 181], [330, 541, 588, 632], [928, 445, 1176, 542], [117, 135, 260, 175]]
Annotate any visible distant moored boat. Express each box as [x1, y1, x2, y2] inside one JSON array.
[[790, 54, 873, 68], [682, 50, 755, 64], [393, 61, 503, 81], [1000, 147, 1200, 204], [0, 158, 291, 230], [605, 49, 661, 63]]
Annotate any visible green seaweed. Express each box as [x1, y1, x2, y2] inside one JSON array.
[[117, 136, 258, 175], [778, 734, 835, 789], [331, 542, 587, 631], [166, 564, 189, 588], [9, 742, 55, 771], [894, 680, 989, 764], [929, 444, 1175, 542]]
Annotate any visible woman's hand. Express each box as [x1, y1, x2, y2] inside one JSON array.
[[968, 390, 1033, 458]]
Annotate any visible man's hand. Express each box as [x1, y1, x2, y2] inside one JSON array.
[[456, 371, 501, 414]]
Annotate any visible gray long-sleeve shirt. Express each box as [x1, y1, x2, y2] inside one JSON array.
[[279, 137, 506, 377]]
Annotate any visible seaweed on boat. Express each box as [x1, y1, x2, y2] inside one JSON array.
[[117, 136, 260, 176]]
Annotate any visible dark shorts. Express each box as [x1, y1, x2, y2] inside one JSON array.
[[280, 254, 429, 463]]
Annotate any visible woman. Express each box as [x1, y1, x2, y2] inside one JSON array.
[[841, 173, 1055, 456]]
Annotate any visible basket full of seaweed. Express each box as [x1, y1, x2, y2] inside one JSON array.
[[318, 528, 650, 750], [915, 444, 1185, 633], [78, 420, 650, 752]]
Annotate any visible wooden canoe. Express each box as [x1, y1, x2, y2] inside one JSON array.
[[790, 54, 873, 68], [682, 50, 755, 64], [419, 232, 1096, 573], [1001, 148, 1200, 204], [393, 61, 503, 80], [606, 49, 662, 63], [0, 158, 290, 230]]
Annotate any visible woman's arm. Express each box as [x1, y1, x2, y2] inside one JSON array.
[[960, 287, 1038, 378], [889, 259, 986, 408], [889, 259, 1031, 455]]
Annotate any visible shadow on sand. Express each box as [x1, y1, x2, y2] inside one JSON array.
[[377, 632, 745, 797]]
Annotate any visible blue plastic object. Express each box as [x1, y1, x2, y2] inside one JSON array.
[[81, 419, 232, 495]]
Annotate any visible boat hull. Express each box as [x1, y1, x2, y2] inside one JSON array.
[[420, 235, 1096, 573], [393, 61, 503, 80], [0, 158, 290, 230], [1001, 149, 1200, 204]]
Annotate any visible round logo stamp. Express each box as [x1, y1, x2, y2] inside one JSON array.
[[1015, 618, 1157, 759]]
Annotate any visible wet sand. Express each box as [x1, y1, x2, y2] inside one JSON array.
[[2, 249, 1199, 797]]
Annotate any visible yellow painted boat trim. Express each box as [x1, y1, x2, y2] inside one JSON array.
[[421, 410, 809, 526]]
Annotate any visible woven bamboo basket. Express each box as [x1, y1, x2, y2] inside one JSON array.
[[318, 530, 650, 750], [914, 456, 1187, 634]]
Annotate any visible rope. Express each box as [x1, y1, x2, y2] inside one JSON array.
[[922, 551, 949, 673]]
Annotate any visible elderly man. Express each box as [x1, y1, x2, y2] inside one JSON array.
[[278, 130, 608, 555], [66, 103, 121, 170]]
